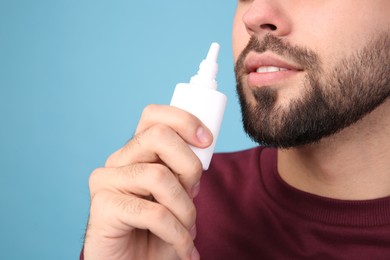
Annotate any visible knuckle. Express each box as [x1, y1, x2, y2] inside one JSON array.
[[89, 189, 110, 212], [149, 124, 174, 140], [175, 230, 193, 251], [105, 132, 144, 167], [148, 164, 171, 185], [89, 167, 105, 189], [142, 104, 159, 118], [149, 125, 186, 155], [104, 152, 117, 167], [152, 204, 171, 222]]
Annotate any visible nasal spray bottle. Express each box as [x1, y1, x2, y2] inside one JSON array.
[[170, 43, 227, 170]]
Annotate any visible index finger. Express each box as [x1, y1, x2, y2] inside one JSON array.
[[106, 124, 203, 196], [136, 104, 213, 147]]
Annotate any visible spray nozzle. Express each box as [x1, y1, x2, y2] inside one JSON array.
[[206, 42, 220, 64], [190, 42, 220, 90]]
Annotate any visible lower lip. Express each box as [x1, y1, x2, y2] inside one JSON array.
[[247, 70, 300, 88]]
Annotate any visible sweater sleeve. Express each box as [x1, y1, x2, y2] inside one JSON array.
[[80, 247, 84, 260]]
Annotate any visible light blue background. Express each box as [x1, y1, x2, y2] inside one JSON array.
[[0, 1, 256, 259]]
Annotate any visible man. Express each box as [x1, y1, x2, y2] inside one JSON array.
[[82, 1, 390, 259]]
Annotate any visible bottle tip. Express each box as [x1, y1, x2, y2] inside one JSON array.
[[206, 42, 220, 63], [190, 42, 220, 90]]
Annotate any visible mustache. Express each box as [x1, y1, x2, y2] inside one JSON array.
[[235, 34, 321, 75]]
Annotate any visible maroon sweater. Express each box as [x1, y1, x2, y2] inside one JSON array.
[[194, 147, 390, 259], [81, 147, 390, 259]]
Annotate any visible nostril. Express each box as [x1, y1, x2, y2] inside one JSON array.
[[261, 24, 277, 31]]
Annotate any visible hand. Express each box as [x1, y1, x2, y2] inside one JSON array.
[[83, 105, 213, 260]]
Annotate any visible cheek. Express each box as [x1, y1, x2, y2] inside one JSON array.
[[297, 4, 389, 70], [232, 12, 250, 63]]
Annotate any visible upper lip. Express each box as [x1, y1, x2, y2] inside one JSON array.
[[244, 51, 303, 73]]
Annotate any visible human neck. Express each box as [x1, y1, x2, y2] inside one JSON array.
[[278, 100, 390, 200]]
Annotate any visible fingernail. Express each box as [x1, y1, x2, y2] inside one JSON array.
[[191, 247, 200, 260], [196, 126, 211, 144], [190, 224, 197, 240], [192, 181, 201, 198]]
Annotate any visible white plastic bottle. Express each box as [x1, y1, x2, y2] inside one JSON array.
[[170, 42, 227, 170]]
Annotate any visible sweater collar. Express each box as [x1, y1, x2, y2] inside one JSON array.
[[260, 147, 390, 227]]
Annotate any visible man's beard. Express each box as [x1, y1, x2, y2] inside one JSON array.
[[235, 33, 390, 148]]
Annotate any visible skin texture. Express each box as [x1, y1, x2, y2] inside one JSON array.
[[84, 1, 390, 259], [233, 0, 390, 200], [84, 105, 210, 260], [235, 33, 390, 148]]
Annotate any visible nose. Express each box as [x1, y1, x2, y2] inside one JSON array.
[[242, 0, 292, 37]]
